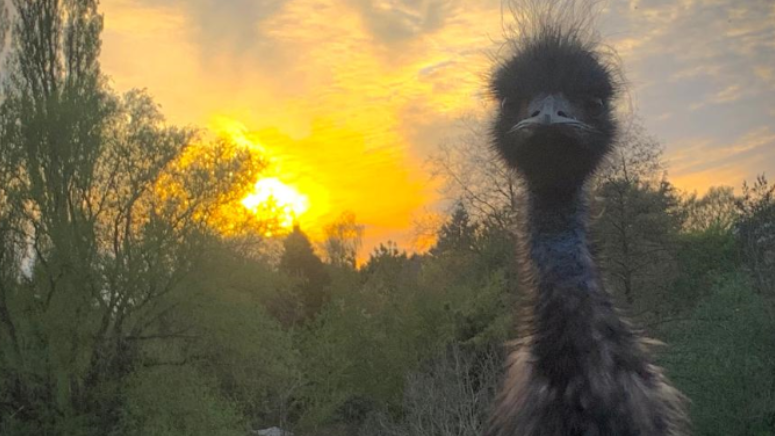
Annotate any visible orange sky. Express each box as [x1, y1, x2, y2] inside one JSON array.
[[98, 0, 775, 255], [99, 0, 502, 253]]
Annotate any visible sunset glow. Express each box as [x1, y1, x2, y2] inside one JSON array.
[[100, 0, 775, 252], [208, 116, 332, 237], [241, 177, 309, 230]]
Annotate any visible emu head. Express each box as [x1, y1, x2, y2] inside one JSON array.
[[491, 29, 619, 196]]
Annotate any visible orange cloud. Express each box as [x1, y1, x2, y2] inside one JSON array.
[[668, 127, 775, 193]]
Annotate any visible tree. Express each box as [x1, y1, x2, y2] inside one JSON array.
[[276, 226, 331, 324], [321, 211, 364, 269], [591, 120, 683, 315], [594, 119, 665, 187], [0, 3, 7, 48], [682, 186, 738, 234], [735, 175, 775, 297], [661, 275, 775, 436], [119, 366, 244, 436], [669, 187, 740, 305], [360, 345, 502, 436], [431, 202, 478, 256], [0, 1, 258, 432], [428, 116, 521, 230], [594, 179, 683, 307], [296, 243, 426, 431], [0, 2, 118, 430], [175, 237, 302, 430]]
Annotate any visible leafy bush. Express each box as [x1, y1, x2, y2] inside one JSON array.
[[661, 274, 775, 436], [119, 366, 244, 436]]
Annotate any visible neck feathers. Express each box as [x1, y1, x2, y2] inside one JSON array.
[[527, 192, 597, 295], [524, 189, 646, 376], [484, 188, 687, 436]]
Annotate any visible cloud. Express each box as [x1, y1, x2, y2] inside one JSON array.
[[668, 126, 775, 192], [134, 0, 284, 55], [605, 1, 774, 94], [102, 0, 492, 250], [343, 0, 458, 45], [689, 84, 745, 111], [754, 66, 775, 89], [98, 0, 775, 250]]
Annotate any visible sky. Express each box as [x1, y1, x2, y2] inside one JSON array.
[[97, 0, 775, 254]]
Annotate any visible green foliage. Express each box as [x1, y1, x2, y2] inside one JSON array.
[[278, 226, 331, 325], [119, 366, 244, 436], [431, 202, 478, 255], [671, 228, 739, 308], [294, 244, 423, 429], [0, 3, 7, 40], [422, 243, 515, 346], [735, 175, 775, 295], [661, 274, 775, 436], [592, 178, 684, 315], [683, 186, 738, 234], [292, 223, 516, 431], [671, 186, 742, 309], [180, 239, 303, 428], [0, 1, 262, 433]]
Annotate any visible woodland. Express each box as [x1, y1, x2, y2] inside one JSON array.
[[1, 1, 774, 436]]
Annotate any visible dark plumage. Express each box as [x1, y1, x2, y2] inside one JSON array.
[[484, 2, 689, 436]]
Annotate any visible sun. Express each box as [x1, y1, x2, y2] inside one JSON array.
[[204, 116, 330, 236], [241, 177, 310, 229]]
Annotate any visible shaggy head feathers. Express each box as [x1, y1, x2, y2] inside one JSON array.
[[489, 1, 622, 197]]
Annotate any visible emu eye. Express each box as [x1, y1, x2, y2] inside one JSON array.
[[586, 97, 605, 116]]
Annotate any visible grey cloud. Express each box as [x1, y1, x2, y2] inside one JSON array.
[[602, 0, 774, 157], [344, 0, 458, 44], [138, 0, 284, 54], [418, 59, 456, 77]]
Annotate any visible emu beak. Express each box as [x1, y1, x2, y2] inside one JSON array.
[[509, 94, 591, 133]]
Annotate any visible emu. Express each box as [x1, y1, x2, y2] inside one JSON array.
[[483, 3, 689, 436]]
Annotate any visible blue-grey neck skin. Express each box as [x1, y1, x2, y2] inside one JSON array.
[[523, 188, 645, 381], [527, 192, 598, 295]]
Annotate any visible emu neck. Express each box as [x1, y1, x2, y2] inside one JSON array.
[[526, 190, 597, 294], [525, 188, 640, 380]]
